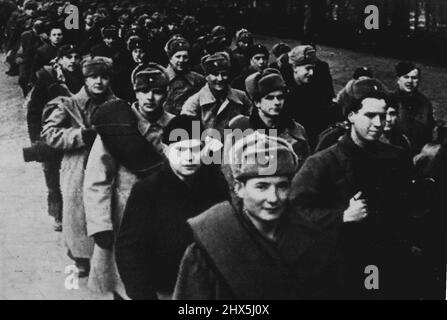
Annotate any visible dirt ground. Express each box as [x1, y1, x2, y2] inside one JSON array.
[[0, 38, 446, 300]]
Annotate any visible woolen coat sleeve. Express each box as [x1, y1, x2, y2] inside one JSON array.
[[180, 91, 200, 116], [83, 136, 118, 237], [289, 154, 346, 229], [240, 91, 253, 115], [115, 181, 157, 300], [173, 243, 222, 300], [40, 97, 86, 150]]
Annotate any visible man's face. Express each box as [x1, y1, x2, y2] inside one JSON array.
[[166, 139, 202, 178], [170, 50, 189, 72], [104, 37, 115, 47], [85, 75, 111, 96], [49, 29, 63, 46], [256, 90, 285, 118], [293, 63, 314, 85], [206, 70, 229, 93], [384, 106, 398, 132], [119, 13, 129, 23], [25, 9, 36, 17], [151, 12, 161, 21], [237, 40, 251, 50], [397, 69, 420, 93], [250, 53, 268, 71], [136, 88, 166, 117], [349, 97, 387, 143], [132, 48, 146, 64], [85, 15, 93, 27], [235, 176, 291, 223], [57, 6, 64, 16], [58, 53, 81, 73]]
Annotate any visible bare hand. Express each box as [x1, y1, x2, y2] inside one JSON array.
[[343, 192, 368, 222]]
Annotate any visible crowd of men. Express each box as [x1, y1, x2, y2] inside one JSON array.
[[2, 0, 447, 300]]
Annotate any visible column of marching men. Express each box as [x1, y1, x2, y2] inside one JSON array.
[[2, 0, 447, 300]]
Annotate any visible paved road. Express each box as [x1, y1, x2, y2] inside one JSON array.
[[0, 38, 446, 299]]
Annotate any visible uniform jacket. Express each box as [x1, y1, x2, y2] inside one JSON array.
[[289, 134, 414, 298], [115, 162, 230, 300], [41, 87, 116, 258], [164, 64, 206, 115], [181, 84, 252, 135]]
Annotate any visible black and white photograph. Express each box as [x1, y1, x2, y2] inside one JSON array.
[[0, 0, 446, 303]]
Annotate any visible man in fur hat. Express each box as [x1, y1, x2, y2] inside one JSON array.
[[181, 51, 252, 135], [41, 56, 116, 277], [116, 115, 229, 300], [84, 64, 174, 299], [173, 132, 340, 299], [163, 35, 205, 115]]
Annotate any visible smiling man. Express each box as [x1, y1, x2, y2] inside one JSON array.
[[392, 61, 435, 153], [228, 68, 309, 169], [41, 56, 116, 277], [290, 80, 415, 299], [181, 51, 252, 135], [163, 36, 205, 115], [173, 132, 341, 300]]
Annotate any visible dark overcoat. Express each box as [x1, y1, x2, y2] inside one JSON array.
[[115, 162, 230, 300], [289, 134, 415, 298], [173, 201, 342, 300]]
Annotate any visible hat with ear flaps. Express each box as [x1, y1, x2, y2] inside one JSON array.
[[245, 68, 287, 101], [229, 131, 299, 180], [131, 62, 170, 92]]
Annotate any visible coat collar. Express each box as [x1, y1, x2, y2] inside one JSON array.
[[61, 86, 115, 127], [198, 84, 244, 106], [189, 201, 328, 299], [131, 102, 174, 136], [72, 86, 115, 109]]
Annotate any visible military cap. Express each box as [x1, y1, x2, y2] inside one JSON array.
[[288, 45, 317, 67], [248, 43, 269, 60], [81, 56, 113, 78], [165, 36, 190, 57], [58, 44, 80, 58], [201, 52, 231, 74], [132, 63, 170, 92], [229, 132, 298, 180], [395, 61, 419, 77], [245, 68, 286, 101]]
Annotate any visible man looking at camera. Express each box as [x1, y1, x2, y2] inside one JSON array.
[[289, 80, 414, 299], [41, 57, 116, 277]]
